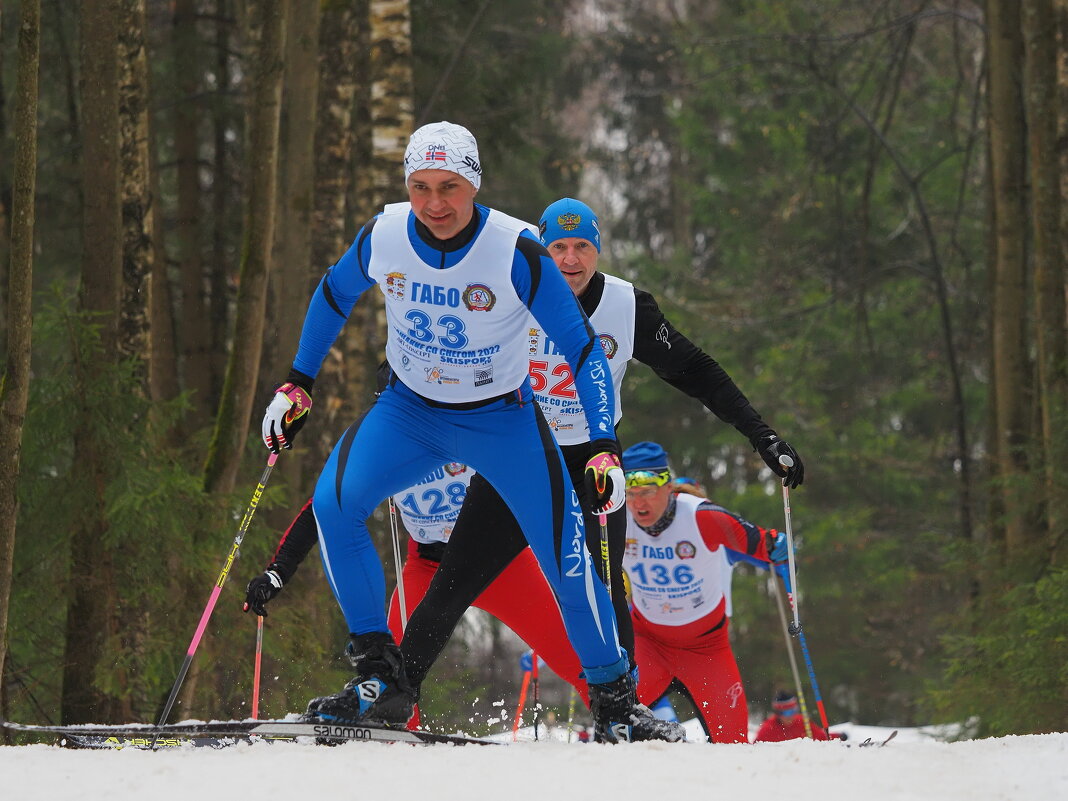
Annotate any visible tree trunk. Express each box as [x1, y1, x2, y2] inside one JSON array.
[[118, 0, 153, 374], [1058, 0, 1068, 262], [1031, 0, 1068, 567], [142, 0, 179, 408], [268, 0, 321, 496], [210, 1, 236, 405], [147, 100, 181, 405], [341, 0, 413, 405], [0, 0, 40, 715], [174, 0, 212, 417], [310, 0, 363, 457], [63, 0, 123, 724], [986, 0, 1033, 565], [0, 10, 9, 361], [369, 0, 413, 207], [203, 0, 287, 495]]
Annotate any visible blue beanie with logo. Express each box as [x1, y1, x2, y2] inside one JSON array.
[[622, 441, 671, 472], [539, 198, 601, 252]]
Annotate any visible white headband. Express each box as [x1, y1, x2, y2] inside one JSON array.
[[403, 121, 482, 190]]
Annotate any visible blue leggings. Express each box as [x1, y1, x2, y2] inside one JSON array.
[[312, 378, 627, 681]]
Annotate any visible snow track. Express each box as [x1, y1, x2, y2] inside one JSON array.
[[3, 729, 1065, 801]]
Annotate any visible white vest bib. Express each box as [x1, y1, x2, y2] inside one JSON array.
[[623, 493, 731, 627], [394, 463, 473, 544], [369, 203, 535, 403], [527, 274, 635, 444]]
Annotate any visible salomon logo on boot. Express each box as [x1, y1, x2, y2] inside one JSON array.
[[301, 632, 415, 726], [356, 679, 382, 706], [611, 722, 632, 743]]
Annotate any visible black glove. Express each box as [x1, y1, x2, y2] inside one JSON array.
[[243, 569, 284, 616], [753, 433, 804, 489], [584, 438, 626, 514]]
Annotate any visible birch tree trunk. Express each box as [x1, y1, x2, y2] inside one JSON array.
[[369, 0, 413, 207], [204, 0, 287, 495], [340, 0, 414, 404], [0, 0, 40, 716]]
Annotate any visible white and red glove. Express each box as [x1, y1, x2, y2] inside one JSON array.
[[584, 439, 626, 514], [262, 379, 313, 453]]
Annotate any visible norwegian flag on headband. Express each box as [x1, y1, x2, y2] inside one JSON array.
[[404, 121, 482, 190]]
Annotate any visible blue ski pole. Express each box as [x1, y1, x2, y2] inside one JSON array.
[[780, 570, 830, 733]]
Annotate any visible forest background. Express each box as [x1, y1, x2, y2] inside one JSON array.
[[0, 0, 1065, 740]]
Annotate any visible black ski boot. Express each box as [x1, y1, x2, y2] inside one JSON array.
[[302, 632, 415, 726], [589, 672, 686, 743]]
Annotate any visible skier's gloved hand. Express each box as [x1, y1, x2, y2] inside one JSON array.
[[584, 439, 626, 514], [753, 433, 804, 489], [766, 530, 791, 579], [244, 569, 284, 616], [519, 651, 546, 673], [262, 370, 314, 453], [767, 530, 789, 563], [519, 650, 534, 673]]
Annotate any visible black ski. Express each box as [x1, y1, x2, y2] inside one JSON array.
[[1, 718, 499, 748]]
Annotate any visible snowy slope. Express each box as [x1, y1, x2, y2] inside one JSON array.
[[2, 727, 1065, 801]]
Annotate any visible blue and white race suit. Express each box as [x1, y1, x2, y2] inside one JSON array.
[[290, 202, 627, 681]]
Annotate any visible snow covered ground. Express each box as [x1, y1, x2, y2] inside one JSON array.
[[2, 723, 1065, 801]]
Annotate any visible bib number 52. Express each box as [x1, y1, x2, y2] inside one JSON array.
[[528, 360, 576, 398]]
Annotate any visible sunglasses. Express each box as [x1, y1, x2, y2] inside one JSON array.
[[624, 469, 672, 489]]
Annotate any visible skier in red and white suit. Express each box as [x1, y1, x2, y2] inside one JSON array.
[[621, 440, 789, 743]]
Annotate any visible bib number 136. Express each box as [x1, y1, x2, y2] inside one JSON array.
[[629, 562, 695, 586]]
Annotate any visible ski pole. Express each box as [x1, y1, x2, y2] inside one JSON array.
[[388, 496, 408, 630], [387, 495, 421, 725], [777, 454, 802, 635], [251, 615, 264, 719], [532, 650, 540, 742], [566, 686, 576, 743], [769, 574, 813, 739], [598, 512, 612, 595], [512, 665, 532, 741], [156, 452, 278, 729], [780, 570, 830, 733]]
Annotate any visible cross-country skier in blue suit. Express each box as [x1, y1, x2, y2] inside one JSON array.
[[260, 121, 683, 742]]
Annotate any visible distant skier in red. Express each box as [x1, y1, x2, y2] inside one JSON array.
[[621, 440, 790, 743], [753, 691, 830, 741]]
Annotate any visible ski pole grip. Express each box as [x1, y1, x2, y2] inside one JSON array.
[[778, 454, 795, 469]]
